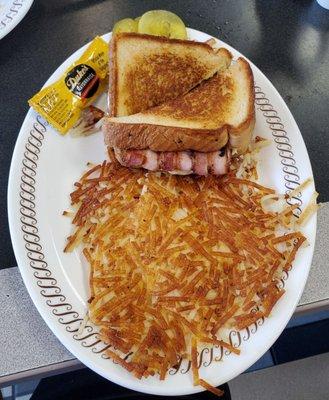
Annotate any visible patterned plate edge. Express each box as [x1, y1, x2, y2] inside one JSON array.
[[0, 0, 29, 31], [18, 86, 303, 372]]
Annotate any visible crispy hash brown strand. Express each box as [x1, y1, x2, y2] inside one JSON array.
[[65, 154, 310, 394]]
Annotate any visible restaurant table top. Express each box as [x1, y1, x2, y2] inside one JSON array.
[[0, 0, 328, 389]]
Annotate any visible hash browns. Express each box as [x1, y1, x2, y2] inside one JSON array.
[[64, 151, 312, 394]]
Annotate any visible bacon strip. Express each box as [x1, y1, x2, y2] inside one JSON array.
[[114, 148, 230, 176], [115, 148, 145, 167], [177, 151, 193, 171], [194, 152, 208, 176]]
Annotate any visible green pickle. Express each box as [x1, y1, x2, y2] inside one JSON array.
[[113, 18, 138, 34], [138, 10, 187, 39]]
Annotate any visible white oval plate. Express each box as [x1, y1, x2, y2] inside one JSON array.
[[8, 29, 317, 396], [0, 0, 33, 40]]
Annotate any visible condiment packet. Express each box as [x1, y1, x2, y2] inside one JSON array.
[[28, 36, 108, 134]]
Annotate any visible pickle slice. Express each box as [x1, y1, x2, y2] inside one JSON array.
[[138, 10, 187, 40], [113, 18, 138, 34]]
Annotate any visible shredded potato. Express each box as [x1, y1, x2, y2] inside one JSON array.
[[64, 149, 316, 396]]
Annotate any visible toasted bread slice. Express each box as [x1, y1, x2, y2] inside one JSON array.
[[104, 57, 255, 153], [109, 33, 232, 117]]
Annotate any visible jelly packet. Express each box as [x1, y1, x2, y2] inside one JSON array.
[[28, 36, 108, 134]]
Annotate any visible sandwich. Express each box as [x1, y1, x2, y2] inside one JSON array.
[[109, 32, 233, 116], [103, 55, 255, 175]]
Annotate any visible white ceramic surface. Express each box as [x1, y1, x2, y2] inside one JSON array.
[[316, 0, 329, 10], [8, 29, 317, 396], [0, 0, 33, 40]]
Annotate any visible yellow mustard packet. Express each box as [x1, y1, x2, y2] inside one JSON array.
[[29, 36, 108, 134]]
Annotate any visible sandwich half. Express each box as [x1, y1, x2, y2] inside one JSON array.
[[109, 32, 232, 117], [103, 57, 255, 175]]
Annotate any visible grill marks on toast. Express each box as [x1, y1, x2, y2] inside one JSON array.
[[103, 57, 255, 153], [123, 52, 222, 116], [144, 71, 235, 128], [109, 33, 232, 117]]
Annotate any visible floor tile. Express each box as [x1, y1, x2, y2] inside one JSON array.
[[1, 386, 12, 399], [271, 318, 329, 364], [15, 380, 39, 397]]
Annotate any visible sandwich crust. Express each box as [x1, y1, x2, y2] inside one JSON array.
[[105, 122, 229, 152], [104, 57, 255, 153], [228, 58, 255, 153]]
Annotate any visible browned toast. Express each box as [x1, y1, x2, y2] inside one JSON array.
[[104, 57, 255, 153], [109, 32, 232, 117]]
